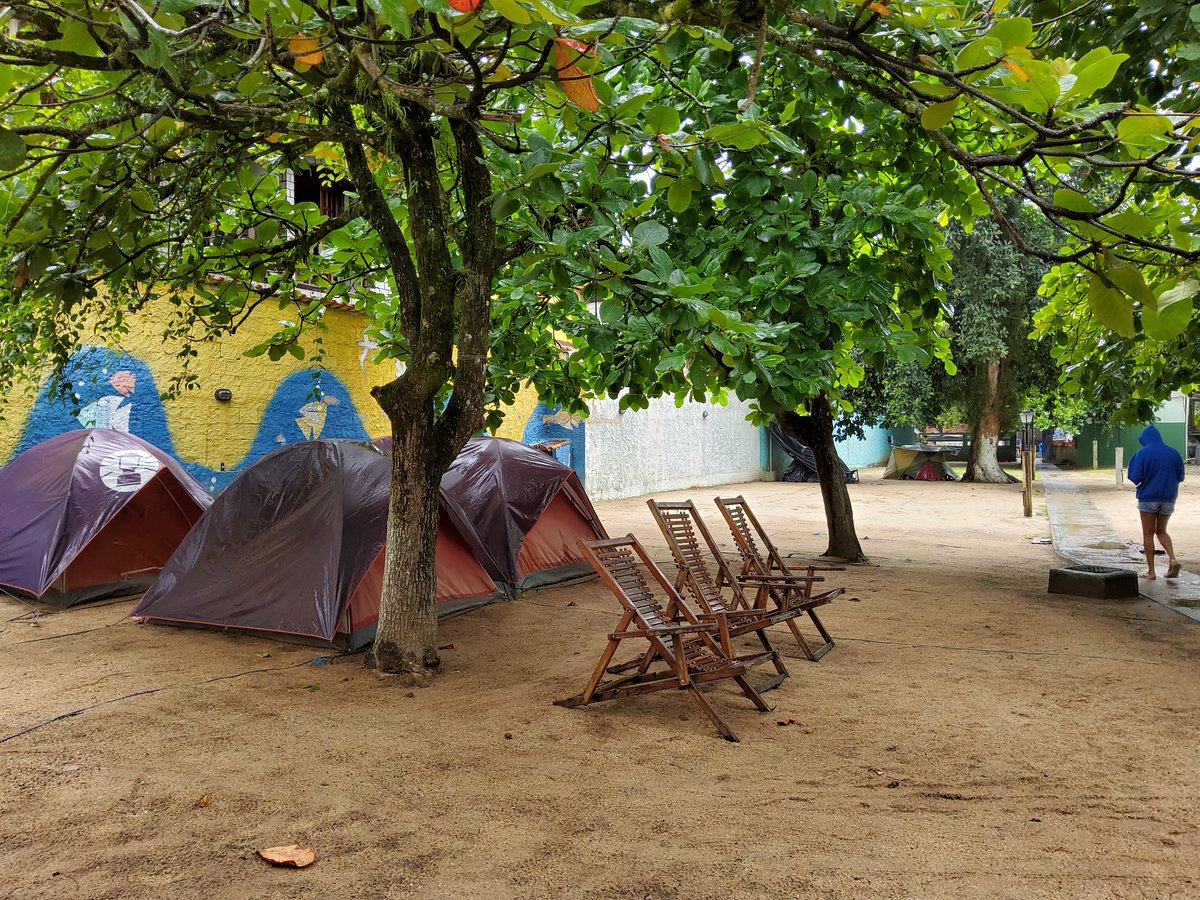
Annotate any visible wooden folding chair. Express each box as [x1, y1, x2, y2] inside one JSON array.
[[715, 494, 844, 661], [555, 535, 773, 742], [648, 498, 834, 666]]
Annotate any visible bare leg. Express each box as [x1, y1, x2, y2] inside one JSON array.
[[1155, 515, 1179, 576], [1140, 510, 1158, 579]]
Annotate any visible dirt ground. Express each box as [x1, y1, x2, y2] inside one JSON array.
[[2, 469, 1198, 899]]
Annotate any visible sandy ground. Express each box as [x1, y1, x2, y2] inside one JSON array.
[[2, 469, 1198, 899]]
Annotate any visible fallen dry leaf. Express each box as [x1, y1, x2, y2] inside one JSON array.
[[196, 794, 210, 808], [258, 845, 315, 868]]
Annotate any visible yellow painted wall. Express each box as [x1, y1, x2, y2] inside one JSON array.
[[1, 298, 537, 488]]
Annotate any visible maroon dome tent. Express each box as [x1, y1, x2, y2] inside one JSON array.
[[439, 436, 608, 592], [133, 440, 502, 649], [0, 429, 212, 606]]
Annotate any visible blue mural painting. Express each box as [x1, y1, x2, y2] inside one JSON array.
[[522, 402, 586, 481], [8, 347, 370, 492]]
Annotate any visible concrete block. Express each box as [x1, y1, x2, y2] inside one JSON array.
[[1048, 565, 1139, 600]]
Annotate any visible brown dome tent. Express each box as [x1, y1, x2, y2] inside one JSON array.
[[133, 441, 501, 649], [373, 434, 608, 593], [0, 429, 212, 606], [439, 436, 608, 592]]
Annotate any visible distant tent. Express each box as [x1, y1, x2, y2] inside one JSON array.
[[768, 424, 858, 484], [440, 436, 607, 591], [882, 445, 960, 481], [0, 429, 211, 605], [134, 441, 502, 649]]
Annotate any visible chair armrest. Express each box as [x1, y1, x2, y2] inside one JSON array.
[[696, 609, 769, 620], [609, 623, 717, 640], [737, 574, 824, 584]]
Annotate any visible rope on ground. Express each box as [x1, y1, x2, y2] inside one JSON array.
[[0, 656, 345, 746]]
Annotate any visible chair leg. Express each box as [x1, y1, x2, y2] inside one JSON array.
[[580, 637, 622, 705], [807, 608, 835, 660], [686, 684, 740, 742], [785, 617, 819, 662], [753, 628, 788, 693], [733, 674, 771, 712]]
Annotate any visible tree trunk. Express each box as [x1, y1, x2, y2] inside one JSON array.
[[778, 395, 867, 563], [338, 106, 494, 675], [963, 359, 1016, 484], [366, 386, 457, 674]]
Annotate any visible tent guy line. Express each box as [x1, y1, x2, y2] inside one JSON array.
[[0, 657, 337, 746]]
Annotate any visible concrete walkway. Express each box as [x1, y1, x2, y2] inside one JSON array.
[[1038, 462, 1200, 622]]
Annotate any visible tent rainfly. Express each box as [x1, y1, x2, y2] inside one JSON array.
[[439, 436, 608, 592], [768, 423, 859, 484], [133, 440, 499, 648], [0, 429, 212, 605], [135, 436, 607, 648], [882, 445, 960, 482]]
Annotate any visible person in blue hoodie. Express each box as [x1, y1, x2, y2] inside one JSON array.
[[1126, 425, 1185, 579]]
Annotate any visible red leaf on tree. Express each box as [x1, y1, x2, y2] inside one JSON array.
[[449, 0, 482, 12], [553, 39, 601, 112]]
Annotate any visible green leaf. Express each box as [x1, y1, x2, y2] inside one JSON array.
[[1087, 273, 1134, 337], [955, 37, 1002, 76], [0, 127, 27, 171], [490, 0, 532, 24], [1053, 188, 1096, 213], [52, 18, 103, 56], [367, 0, 413, 36], [705, 122, 768, 150], [646, 105, 681, 135], [1158, 279, 1199, 308], [667, 178, 693, 213], [1118, 112, 1173, 150], [1142, 299, 1192, 341], [1104, 260, 1155, 309], [920, 98, 959, 130], [1100, 211, 1154, 238], [988, 17, 1032, 50], [1063, 51, 1128, 102], [632, 220, 669, 247]]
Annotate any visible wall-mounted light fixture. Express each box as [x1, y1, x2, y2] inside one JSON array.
[[214, 388, 233, 402]]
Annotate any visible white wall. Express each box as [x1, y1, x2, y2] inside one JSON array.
[[583, 395, 764, 501]]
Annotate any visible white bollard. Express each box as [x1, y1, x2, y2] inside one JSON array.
[[1093, 439, 1099, 470], [1115, 446, 1124, 487]]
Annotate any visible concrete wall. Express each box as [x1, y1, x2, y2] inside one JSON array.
[[582, 395, 764, 501], [1075, 393, 1188, 469], [837, 425, 907, 469], [0, 300, 533, 492]]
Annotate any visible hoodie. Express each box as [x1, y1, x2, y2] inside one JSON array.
[[1126, 425, 1185, 503]]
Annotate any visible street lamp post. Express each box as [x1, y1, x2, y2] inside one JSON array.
[[1020, 410, 1035, 518]]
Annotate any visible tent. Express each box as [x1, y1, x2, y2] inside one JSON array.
[[439, 436, 608, 591], [134, 436, 607, 648], [133, 441, 502, 649], [0, 429, 212, 605], [882, 445, 960, 481], [768, 424, 858, 484], [373, 434, 608, 592]]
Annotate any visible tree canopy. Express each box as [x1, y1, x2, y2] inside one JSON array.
[[1, 0, 1198, 663]]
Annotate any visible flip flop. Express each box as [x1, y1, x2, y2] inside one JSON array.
[[1166, 562, 1182, 579]]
